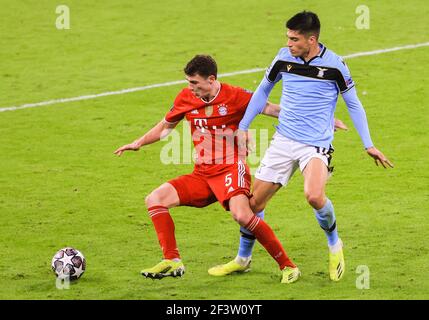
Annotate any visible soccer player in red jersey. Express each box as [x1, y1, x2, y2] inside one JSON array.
[[114, 55, 301, 283]]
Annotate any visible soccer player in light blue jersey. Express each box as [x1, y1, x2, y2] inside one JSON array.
[[209, 11, 393, 282]]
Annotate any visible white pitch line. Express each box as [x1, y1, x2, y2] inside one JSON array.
[[1, 42, 428, 113], [342, 42, 429, 59]]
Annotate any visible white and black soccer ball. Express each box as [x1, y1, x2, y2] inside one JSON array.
[[51, 247, 86, 280]]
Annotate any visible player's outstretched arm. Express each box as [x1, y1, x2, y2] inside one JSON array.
[[114, 119, 178, 156], [342, 87, 393, 168]]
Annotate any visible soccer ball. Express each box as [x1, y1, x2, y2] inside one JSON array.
[[51, 247, 86, 280]]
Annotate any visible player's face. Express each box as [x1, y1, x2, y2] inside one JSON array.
[[186, 74, 216, 100], [286, 29, 316, 57]]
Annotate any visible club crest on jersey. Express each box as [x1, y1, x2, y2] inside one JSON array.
[[217, 104, 228, 116], [316, 67, 328, 78], [205, 105, 213, 116]]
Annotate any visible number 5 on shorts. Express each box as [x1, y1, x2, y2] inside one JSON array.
[[225, 173, 232, 187]]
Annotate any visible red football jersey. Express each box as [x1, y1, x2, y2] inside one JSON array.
[[164, 83, 252, 171]]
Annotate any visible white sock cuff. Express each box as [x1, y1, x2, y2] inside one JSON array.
[[235, 255, 251, 266], [329, 239, 343, 253]]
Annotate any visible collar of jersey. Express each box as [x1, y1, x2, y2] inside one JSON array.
[[200, 83, 222, 104], [296, 43, 326, 65]]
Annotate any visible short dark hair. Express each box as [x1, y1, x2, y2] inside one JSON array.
[[184, 55, 218, 79], [286, 11, 320, 38]]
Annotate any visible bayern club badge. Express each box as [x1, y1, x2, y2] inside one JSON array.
[[218, 104, 228, 116]]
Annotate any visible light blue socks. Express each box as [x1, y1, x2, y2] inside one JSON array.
[[314, 198, 339, 246], [237, 210, 265, 258]]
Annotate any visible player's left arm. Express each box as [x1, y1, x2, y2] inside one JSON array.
[[342, 87, 393, 168], [338, 57, 393, 168]]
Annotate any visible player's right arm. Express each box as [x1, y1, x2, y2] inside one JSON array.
[[238, 77, 276, 130], [115, 90, 188, 156], [239, 51, 283, 131], [114, 119, 178, 156], [237, 52, 283, 153]]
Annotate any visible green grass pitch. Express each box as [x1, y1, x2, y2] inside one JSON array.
[[0, 0, 428, 299]]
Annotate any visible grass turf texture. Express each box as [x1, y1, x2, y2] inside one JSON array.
[[0, 0, 428, 299]]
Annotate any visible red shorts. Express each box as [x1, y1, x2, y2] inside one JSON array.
[[168, 161, 251, 211]]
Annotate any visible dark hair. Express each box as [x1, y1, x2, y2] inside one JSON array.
[[286, 11, 320, 38], [184, 55, 218, 79]]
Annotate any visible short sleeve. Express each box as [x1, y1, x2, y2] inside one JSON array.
[[164, 91, 187, 124], [235, 87, 253, 109]]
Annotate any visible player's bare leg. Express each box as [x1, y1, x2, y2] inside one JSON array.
[[141, 183, 185, 279], [227, 194, 300, 283], [303, 158, 344, 281], [208, 180, 282, 277], [235, 180, 281, 266], [236, 179, 281, 266], [145, 182, 180, 209], [250, 179, 282, 213], [303, 158, 329, 210]]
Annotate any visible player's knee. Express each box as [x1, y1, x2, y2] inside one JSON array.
[[229, 204, 251, 226], [144, 192, 155, 208], [305, 191, 325, 209], [229, 197, 252, 226], [231, 211, 250, 226], [145, 190, 165, 208]]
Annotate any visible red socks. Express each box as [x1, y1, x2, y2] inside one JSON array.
[[245, 215, 296, 270], [148, 206, 180, 260], [147, 206, 295, 270]]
